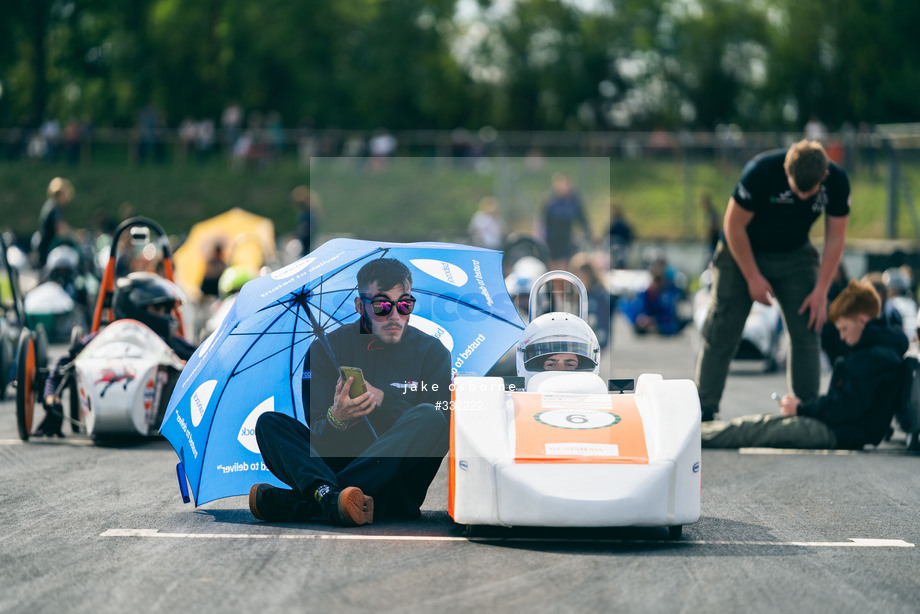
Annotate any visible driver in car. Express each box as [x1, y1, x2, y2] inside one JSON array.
[[516, 311, 601, 388], [34, 272, 194, 437]]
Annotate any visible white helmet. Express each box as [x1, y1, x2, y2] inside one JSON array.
[[516, 315, 600, 388], [882, 267, 910, 296], [516, 270, 601, 386], [504, 256, 547, 296]]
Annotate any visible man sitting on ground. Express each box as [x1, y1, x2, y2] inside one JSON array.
[[702, 279, 907, 450]]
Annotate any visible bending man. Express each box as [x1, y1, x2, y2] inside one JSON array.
[[696, 140, 850, 421]]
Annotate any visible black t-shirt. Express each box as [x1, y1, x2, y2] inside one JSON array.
[[731, 149, 850, 253]]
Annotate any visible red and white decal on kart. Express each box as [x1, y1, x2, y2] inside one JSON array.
[[94, 364, 136, 397], [512, 393, 649, 464], [143, 376, 156, 423]]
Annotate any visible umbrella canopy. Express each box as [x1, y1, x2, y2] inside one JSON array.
[[160, 238, 525, 505], [173, 207, 276, 301]]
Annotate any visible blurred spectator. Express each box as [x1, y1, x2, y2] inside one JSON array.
[[882, 266, 918, 342], [369, 129, 397, 171], [200, 243, 227, 298], [179, 117, 197, 158], [804, 116, 827, 142], [700, 193, 721, 266], [468, 196, 504, 250], [266, 111, 285, 160], [64, 117, 84, 165], [222, 102, 244, 154], [137, 104, 165, 162], [861, 272, 903, 333], [40, 118, 62, 159], [622, 259, 688, 337], [570, 252, 615, 349], [36, 177, 75, 268], [543, 173, 592, 273], [608, 202, 633, 269], [195, 118, 216, 160], [292, 185, 321, 256]]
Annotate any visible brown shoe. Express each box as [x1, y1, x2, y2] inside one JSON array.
[[331, 486, 374, 526]]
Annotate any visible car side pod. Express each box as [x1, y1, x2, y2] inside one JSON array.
[[449, 372, 701, 536]]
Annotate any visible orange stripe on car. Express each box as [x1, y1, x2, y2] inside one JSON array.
[[513, 393, 649, 464]]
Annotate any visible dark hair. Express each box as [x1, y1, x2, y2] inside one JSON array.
[[357, 258, 411, 294]]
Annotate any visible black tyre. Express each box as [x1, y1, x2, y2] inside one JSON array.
[[68, 325, 84, 434], [0, 336, 11, 401], [503, 234, 549, 269], [33, 323, 49, 369], [668, 525, 683, 540], [15, 330, 36, 441], [68, 374, 81, 434]]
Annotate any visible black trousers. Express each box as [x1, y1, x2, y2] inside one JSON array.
[[255, 404, 449, 518]]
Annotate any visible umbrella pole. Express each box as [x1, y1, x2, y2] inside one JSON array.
[[304, 302, 379, 440]]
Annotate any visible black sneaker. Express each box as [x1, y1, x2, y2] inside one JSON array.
[[249, 484, 317, 522], [315, 484, 374, 526], [34, 409, 65, 437]]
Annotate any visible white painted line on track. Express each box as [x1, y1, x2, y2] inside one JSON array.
[[0, 438, 95, 446], [738, 447, 907, 455], [99, 529, 915, 548], [738, 447, 855, 455]]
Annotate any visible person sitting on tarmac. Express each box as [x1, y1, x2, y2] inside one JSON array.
[[517, 310, 600, 388], [701, 279, 908, 450], [34, 272, 195, 437]]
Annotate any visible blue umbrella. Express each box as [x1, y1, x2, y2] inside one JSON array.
[[160, 238, 525, 505]]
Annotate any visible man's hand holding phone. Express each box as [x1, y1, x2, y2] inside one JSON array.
[[329, 366, 380, 424]]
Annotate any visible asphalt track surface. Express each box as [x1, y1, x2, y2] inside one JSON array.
[[2, 316, 918, 614]]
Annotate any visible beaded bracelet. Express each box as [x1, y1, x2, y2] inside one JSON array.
[[327, 407, 348, 430]]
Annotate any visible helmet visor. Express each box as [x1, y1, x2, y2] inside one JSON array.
[[521, 338, 597, 371]]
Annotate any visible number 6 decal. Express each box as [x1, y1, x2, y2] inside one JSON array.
[[535, 409, 620, 430]]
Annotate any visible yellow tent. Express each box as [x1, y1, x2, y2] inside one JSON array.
[[174, 208, 276, 301]]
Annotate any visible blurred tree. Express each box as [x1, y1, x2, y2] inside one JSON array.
[[664, 0, 770, 128], [766, 0, 920, 127], [1, 0, 919, 133]]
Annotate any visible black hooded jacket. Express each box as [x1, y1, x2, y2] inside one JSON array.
[[797, 319, 908, 449]]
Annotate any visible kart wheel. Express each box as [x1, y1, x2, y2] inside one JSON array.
[[68, 374, 82, 434], [668, 525, 683, 540], [15, 330, 36, 441], [68, 326, 84, 433], [0, 337, 11, 401], [33, 323, 49, 369]]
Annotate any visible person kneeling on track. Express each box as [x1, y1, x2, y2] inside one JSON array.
[[34, 272, 195, 437], [702, 279, 907, 450]]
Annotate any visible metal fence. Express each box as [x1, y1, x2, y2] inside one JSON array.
[[0, 126, 895, 173]]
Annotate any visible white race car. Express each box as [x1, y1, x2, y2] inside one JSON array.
[[449, 271, 701, 538], [70, 319, 185, 436], [14, 217, 188, 441]]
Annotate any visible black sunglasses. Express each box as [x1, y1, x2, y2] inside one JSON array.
[[360, 294, 416, 316]]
